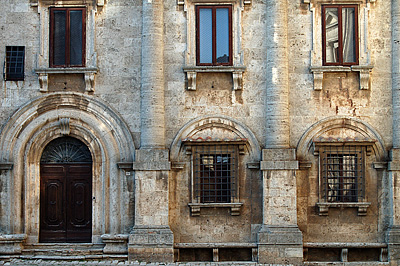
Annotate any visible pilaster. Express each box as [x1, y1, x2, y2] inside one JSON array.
[[258, 149, 303, 264], [390, 0, 400, 261]]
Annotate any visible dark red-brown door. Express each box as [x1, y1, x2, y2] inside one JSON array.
[[40, 164, 92, 243]]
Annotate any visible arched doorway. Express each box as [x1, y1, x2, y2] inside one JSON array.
[[39, 137, 92, 243]]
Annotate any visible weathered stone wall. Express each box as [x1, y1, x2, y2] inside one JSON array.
[[0, 0, 397, 264]]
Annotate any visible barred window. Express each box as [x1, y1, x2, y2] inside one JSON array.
[[321, 145, 364, 202], [4, 46, 25, 81], [193, 145, 237, 203]]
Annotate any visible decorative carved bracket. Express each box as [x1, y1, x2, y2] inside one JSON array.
[[35, 68, 98, 93], [310, 65, 373, 91], [84, 72, 95, 92], [188, 203, 243, 216], [183, 66, 246, 91], [316, 202, 371, 216], [38, 73, 48, 92]]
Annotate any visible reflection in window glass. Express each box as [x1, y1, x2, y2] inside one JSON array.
[[199, 8, 213, 64], [323, 5, 358, 65], [325, 8, 338, 63], [342, 7, 356, 63], [216, 8, 229, 63]]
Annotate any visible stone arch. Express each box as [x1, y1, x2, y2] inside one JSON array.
[[296, 116, 386, 161], [0, 92, 135, 243], [170, 115, 261, 160]]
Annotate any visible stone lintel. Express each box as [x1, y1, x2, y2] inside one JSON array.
[[0, 234, 26, 255]]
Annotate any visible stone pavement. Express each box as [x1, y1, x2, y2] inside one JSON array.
[[0, 260, 295, 266]]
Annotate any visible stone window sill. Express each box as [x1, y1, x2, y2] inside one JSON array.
[[316, 202, 371, 216], [34, 67, 98, 92], [310, 65, 373, 91], [177, 0, 251, 6], [183, 65, 246, 91], [188, 202, 243, 216]]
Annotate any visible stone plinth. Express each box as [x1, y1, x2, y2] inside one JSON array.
[[0, 234, 26, 255], [128, 226, 174, 262], [101, 234, 129, 254]]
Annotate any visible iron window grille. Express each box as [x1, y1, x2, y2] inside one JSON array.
[[50, 7, 86, 67], [320, 145, 364, 203], [4, 46, 25, 81], [322, 5, 359, 66], [193, 144, 237, 203], [196, 5, 232, 66]]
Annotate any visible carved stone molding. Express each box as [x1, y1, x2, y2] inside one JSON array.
[[183, 66, 246, 91], [58, 117, 70, 135], [316, 202, 371, 216], [310, 65, 373, 91], [188, 203, 243, 216], [177, 0, 251, 7], [30, 0, 105, 7], [35, 68, 98, 93]]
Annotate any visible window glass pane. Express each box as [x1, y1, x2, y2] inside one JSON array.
[[216, 8, 229, 64], [199, 8, 212, 64], [5, 46, 24, 80], [70, 10, 83, 66], [342, 7, 356, 63], [53, 10, 66, 66], [325, 7, 339, 63]]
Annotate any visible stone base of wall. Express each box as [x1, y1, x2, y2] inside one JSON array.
[[128, 226, 174, 262], [0, 234, 26, 255], [387, 226, 400, 261], [257, 225, 303, 264]]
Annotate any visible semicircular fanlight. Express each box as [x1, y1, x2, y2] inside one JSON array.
[[41, 137, 92, 163]]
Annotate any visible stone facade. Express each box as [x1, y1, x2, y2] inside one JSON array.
[[0, 0, 397, 265]]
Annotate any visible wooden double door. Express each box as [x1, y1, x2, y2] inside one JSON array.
[[40, 163, 92, 243]]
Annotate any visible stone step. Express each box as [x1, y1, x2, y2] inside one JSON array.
[[22, 243, 105, 256]]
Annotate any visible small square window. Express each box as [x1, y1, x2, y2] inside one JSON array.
[[193, 144, 237, 203], [196, 5, 232, 66], [4, 46, 25, 81], [322, 5, 359, 66], [50, 7, 86, 67], [320, 145, 364, 203]]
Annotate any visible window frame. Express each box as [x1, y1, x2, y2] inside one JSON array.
[[322, 4, 359, 66], [4, 46, 25, 81], [49, 7, 86, 68], [192, 144, 238, 204], [195, 5, 233, 66], [320, 145, 365, 203]]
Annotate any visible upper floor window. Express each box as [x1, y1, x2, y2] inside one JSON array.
[[320, 145, 364, 203], [322, 5, 358, 66], [50, 7, 86, 67], [196, 5, 232, 66], [4, 46, 25, 81]]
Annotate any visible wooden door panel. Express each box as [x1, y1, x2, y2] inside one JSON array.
[[40, 164, 92, 243]]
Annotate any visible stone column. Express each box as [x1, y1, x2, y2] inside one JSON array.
[[257, 0, 303, 263], [388, 0, 400, 261], [128, 0, 173, 262]]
